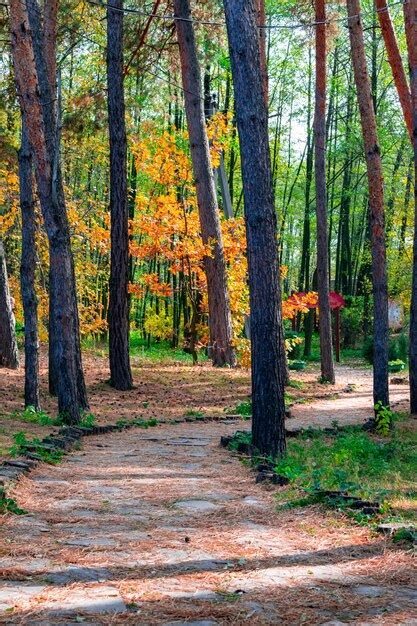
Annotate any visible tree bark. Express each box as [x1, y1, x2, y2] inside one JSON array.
[[256, 0, 268, 106], [403, 0, 417, 413], [174, 0, 236, 367], [10, 0, 87, 423], [375, 0, 413, 141], [0, 241, 19, 369], [107, 0, 133, 390], [314, 0, 335, 383], [223, 0, 286, 458], [347, 0, 389, 409], [18, 118, 40, 409]]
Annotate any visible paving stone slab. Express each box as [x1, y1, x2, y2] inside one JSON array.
[[167, 437, 211, 447], [59, 537, 118, 547], [354, 585, 390, 598], [0, 557, 53, 573], [173, 499, 220, 513], [241, 496, 268, 508], [45, 566, 113, 584], [0, 584, 46, 611], [43, 585, 126, 615], [161, 590, 219, 600]]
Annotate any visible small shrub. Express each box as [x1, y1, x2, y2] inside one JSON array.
[[9, 432, 63, 464], [80, 412, 96, 427], [362, 337, 374, 363], [12, 406, 58, 427], [0, 488, 27, 515], [374, 402, 393, 436], [234, 401, 252, 418], [227, 430, 252, 451]]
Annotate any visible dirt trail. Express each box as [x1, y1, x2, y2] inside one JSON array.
[[1, 417, 415, 624], [289, 365, 410, 430]]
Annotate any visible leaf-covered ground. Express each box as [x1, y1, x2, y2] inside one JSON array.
[[0, 349, 410, 462]]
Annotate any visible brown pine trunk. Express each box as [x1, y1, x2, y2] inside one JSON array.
[[403, 0, 417, 413], [347, 0, 389, 409], [314, 0, 335, 383], [18, 118, 40, 409], [107, 0, 133, 390], [0, 241, 19, 370], [375, 0, 413, 141], [10, 0, 87, 423], [174, 0, 236, 367], [223, 0, 286, 458]]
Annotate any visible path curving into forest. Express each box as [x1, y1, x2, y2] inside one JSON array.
[[289, 365, 410, 431], [1, 409, 415, 624]]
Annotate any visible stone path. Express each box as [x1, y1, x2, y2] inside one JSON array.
[[1, 419, 415, 624]]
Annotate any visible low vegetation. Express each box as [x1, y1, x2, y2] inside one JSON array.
[[227, 416, 416, 529]]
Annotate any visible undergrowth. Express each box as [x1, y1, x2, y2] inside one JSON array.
[[0, 488, 27, 515], [274, 418, 416, 525], [226, 416, 416, 527], [11, 406, 60, 427], [9, 432, 64, 464]]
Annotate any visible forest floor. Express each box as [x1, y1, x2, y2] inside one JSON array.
[[1, 353, 416, 623], [0, 350, 411, 461]]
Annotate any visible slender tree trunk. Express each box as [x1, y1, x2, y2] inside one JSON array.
[[403, 0, 417, 413], [10, 0, 87, 423], [314, 0, 335, 383], [107, 0, 133, 389], [18, 118, 40, 409], [223, 0, 286, 458], [0, 241, 19, 369], [376, 0, 413, 141], [299, 45, 313, 294], [174, 0, 236, 367], [347, 0, 389, 409]]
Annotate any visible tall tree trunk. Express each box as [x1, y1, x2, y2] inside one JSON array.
[[299, 45, 313, 294], [376, 0, 413, 141], [0, 241, 19, 369], [403, 0, 417, 413], [314, 0, 335, 383], [174, 0, 236, 367], [18, 118, 40, 409], [223, 0, 286, 458], [347, 0, 389, 409], [10, 0, 87, 423], [256, 0, 268, 105], [107, 0, 133, 390]]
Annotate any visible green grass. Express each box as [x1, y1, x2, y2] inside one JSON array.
[[183, 409, 204, 418], [226, 416, 416, 527], [302, 332, 366, 365], [233, 401, 252, 418], [274, 417, 416, 524], [0, 488, 27, 515], [286, 379, 306, 390], [83, 333, 209, 365], [228, 393, 296, 418], [9, 432, 64, 464], [8, 406, 61, 427]]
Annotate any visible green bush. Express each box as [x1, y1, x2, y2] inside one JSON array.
[[341, 297, 364, 348], [363, 334, 409, 365]]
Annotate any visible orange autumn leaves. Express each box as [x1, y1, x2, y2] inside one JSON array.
[[128, 116, 248, 331], [128, 116, 313, 364]]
